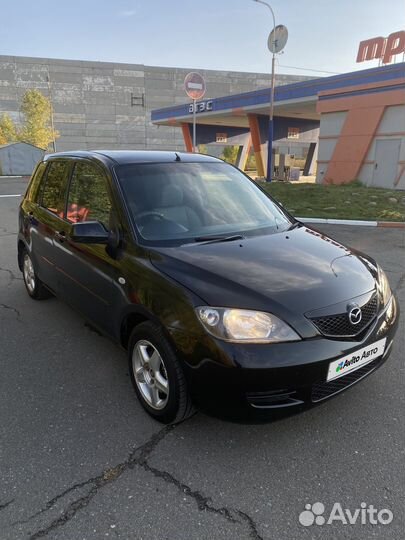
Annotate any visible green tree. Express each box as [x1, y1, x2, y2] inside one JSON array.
[[18, 89, 58, 150], [245, 152, 257, 171], [0, 113, 18, 145], [197, 143, 208, 154], [220, 145, 240, 165]]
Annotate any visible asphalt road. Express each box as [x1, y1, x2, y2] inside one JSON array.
[[0, 177, 404, 540]]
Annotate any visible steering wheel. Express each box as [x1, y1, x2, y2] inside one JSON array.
[[136, 211, 165, 226]]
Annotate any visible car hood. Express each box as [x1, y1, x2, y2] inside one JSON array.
[[149, 225, 377, 333]]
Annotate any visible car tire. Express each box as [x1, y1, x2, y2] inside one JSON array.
[[128, 321, 195, 424], [22, 249, 52, 300]]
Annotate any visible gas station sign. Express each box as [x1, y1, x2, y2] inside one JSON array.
[[188, 100, 213, 113], [357, 30, 405, 64]]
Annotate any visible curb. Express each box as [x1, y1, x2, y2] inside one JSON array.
[[297, 217, 405, 229]]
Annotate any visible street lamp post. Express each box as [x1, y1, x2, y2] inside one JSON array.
[[46, 71, 57, 153], [253, 0, 276, 182]]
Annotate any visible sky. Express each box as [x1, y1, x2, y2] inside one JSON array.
[[1, 0, 404, 76]]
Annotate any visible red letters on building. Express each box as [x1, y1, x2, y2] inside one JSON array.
[[357, 30, 405, 64], [384, 31, 405, 63]]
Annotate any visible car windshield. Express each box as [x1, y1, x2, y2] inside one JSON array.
[[116, 161, 292, 245]]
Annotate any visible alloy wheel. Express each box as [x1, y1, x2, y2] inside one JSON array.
[[132, 340, 169, 410], [23, 253, 36, 294]]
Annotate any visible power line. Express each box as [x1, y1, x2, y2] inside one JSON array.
[[277, 63, 342, 75]]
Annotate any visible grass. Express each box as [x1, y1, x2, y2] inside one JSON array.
[[260, 181, 405, 222]]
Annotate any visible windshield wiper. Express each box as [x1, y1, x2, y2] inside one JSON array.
[[194, 234, 244, 245], [288, 221, 301, 230]]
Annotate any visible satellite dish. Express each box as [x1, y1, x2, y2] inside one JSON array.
[[268, 25, 288, 54]]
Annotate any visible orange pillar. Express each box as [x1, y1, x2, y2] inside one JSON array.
[[247, 114, 265, 177], [181, 123, 193, 153], [395, 163, 405, 187]]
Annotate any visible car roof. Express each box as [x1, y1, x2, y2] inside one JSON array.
[[43, 150, 222, 165]]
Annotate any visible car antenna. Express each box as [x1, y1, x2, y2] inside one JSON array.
[[174, 152, 181, 162]]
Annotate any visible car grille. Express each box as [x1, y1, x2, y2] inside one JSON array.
[[311, 356, 381, 402], [309, 294, 378, 338]]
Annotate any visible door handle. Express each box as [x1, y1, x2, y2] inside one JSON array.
[[55, 230, 66, 242]]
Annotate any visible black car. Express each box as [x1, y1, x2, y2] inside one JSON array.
[[18, 151, 399, 423]]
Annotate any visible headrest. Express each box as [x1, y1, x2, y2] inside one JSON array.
[[159, 184, 184, 207]]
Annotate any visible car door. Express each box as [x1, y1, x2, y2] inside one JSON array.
[[30, 159, 72, 292], [57, 159, 126, 335]]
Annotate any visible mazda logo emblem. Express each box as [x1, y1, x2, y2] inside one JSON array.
[[348, 304, 362, 325]]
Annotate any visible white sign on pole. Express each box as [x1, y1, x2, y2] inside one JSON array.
[[184, 72, 206, 100], [184, 72, 206, 152]]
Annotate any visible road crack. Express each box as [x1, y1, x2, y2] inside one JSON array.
[[139, 461, 263, 539], [26, 425, 175, 539], [0, 266, 23, 284], [25, 422, 263, 540], [0, 303, 22, 321], [140, 461, 238, 522], [0, 499, 14, 511]]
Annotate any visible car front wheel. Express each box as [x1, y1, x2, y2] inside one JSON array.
[[128, 321, 195, 424]]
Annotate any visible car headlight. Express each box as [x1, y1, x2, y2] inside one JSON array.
[[196, 307, 301, 343], [377, 266, 392, 306]]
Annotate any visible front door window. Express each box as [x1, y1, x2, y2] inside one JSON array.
[[67, 161, 112, 228]]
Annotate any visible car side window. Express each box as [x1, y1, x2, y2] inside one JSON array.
[[41, 161, 70, 217], [66, 162, 112, 228]]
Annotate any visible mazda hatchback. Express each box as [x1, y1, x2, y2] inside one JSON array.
[[18, 151, 399, 423]]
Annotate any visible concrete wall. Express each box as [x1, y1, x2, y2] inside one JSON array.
[[0, 55, 312, 152]]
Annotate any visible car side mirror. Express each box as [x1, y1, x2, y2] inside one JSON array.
[[70, 221, 110, 244]]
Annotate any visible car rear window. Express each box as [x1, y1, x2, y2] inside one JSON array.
[[25, 161, 47, 203], [40, 161, 70, 217]]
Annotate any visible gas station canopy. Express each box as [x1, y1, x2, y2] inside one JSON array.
[[151, 63, 405, 188]]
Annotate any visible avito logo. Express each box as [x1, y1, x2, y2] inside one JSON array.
[[299, 502, 393, 527], [336, 347, 378, 373]]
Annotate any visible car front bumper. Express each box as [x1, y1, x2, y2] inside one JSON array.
[[172, 295, 399, 411]]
